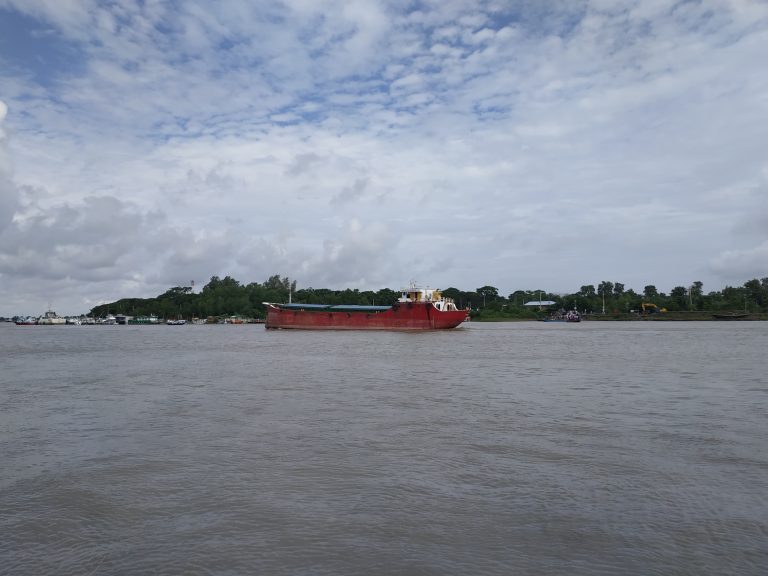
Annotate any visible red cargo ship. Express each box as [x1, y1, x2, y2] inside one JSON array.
[[264, 286, 468, 330]]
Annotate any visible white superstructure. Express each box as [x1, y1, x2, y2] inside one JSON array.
[[398, 285, 461, 311]]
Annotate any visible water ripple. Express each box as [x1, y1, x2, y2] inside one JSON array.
[[1, 322, 767, 575]]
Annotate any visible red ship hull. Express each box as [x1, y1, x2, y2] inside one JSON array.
[[264, 301, 468, 330]]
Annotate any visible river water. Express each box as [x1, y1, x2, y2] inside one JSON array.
[[1, 321, 766, 575]]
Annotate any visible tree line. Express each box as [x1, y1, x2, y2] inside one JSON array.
[[89, 275, 768, 320], [466, 278, 768, 320]]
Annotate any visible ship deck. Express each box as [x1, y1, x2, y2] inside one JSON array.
[[272, 303, 393, 312]]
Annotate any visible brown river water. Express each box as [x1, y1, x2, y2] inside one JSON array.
[[1, 321, 766, 575]]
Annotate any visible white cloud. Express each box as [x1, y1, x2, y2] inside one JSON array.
[[710, 241, 768, 283], [0, 1, 767, 313], [0, 100, 20, 233]]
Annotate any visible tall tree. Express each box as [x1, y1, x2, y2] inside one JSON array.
[[597, 281, 614, 297], [744, 279, 765, 306], [476, 286, 499, 307], [691, 281, 703, 296], [690, 281, 704, 310], [643, 285, 658, 299], [476, 286, 499, 299], [264, 275, 287, 290], [670, 286, 688, 310]]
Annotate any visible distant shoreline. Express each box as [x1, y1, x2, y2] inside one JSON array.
[[473, 313, 768, 322]]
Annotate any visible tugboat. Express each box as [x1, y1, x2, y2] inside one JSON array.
[[264, 285, 468, 330]]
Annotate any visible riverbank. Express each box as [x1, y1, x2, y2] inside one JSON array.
[[470, 311, 768, 322], [583, 311, 768, 321]]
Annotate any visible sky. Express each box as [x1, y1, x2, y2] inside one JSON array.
[[0, 0, 767, 315]]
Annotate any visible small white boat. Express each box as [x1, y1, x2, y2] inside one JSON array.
[[167, 319, 187, 325]]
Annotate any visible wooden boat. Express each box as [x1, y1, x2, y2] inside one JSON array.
[[712, 313, 749, 320]]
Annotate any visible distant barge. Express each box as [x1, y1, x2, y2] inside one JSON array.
[[264, 286, 468, 330]]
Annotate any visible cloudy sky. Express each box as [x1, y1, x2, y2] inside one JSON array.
[[1, 0, 767, 315]]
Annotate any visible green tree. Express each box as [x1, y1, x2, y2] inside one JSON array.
[[597, 281, 613, 313], [690, 281, 704, 309], [597, 281, 614, 297], [203, 276, 222, 292], [744, 278, 765, 308], [376, 288, 399, 304], [508, 290, 529, 306], [669, 286, 688, 310], [691, 281, 703, 296], [476, 285, 499, 306]]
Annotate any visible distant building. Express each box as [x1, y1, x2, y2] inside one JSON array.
[[523, 300, 557, 307]]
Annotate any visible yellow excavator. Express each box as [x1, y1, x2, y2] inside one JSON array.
[[640, 303, 667, 316]]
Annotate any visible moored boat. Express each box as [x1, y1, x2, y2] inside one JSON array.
[[542, 310, 581, 323], [264, 286, 468, 330], [565, 310, 581, 322], [128, 314, 159, 324], [37, 310, 66, 325], [712, 312, 749, 320]]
